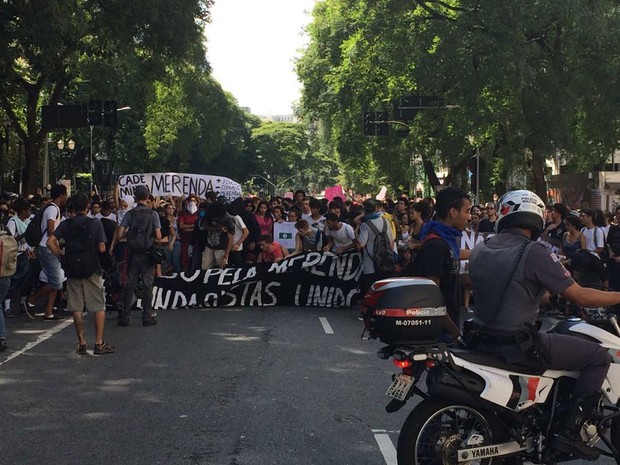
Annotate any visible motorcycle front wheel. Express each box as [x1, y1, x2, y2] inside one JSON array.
[[397, 397, 507, 465]]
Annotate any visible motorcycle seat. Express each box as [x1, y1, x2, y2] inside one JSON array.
[[451, 348, 546, 375]]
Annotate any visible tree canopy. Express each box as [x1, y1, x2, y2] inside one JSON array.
[[297, 0, 620, 200]]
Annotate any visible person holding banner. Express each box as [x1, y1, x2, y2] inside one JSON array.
[[323, 213, 355, 255], [201, 202, 235, 270], [291, 220, 325, 255], [257, 234, 289, 263]]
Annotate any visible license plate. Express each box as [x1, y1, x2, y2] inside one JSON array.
[[386, 374, 414, 401]]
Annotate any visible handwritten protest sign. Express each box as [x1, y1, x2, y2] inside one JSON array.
[[117, 173, 242, 202]]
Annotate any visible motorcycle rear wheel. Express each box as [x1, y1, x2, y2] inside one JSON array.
[[397, 397, 508, 465]]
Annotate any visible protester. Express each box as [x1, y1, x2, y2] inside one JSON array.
[[308, 198, 326, 230], [228, 204, 249, 268], [47, 193, 114, 355], [177, 196, 198, 271], [403, 187, 470, 341], [323, 212, 355, 255], [116, 186, 161, 327], [25, 184, 68, 320], [562, 215, 586, 260], [478, 201, 497, 232], [256, 234, 289, 263], [201, 202, 235, 270], [255, 200, 273, 237], [154, 206, 175, 276], [240, 198, 260, 262], [355, 199, 395, 296], [6, 198, 31, 316], [580, 209, 605, 256], [542, 203, 568, 243], [292, 219, 324, 255]]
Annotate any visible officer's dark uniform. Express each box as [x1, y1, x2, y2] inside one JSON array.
[[469, 229, 611, 395]]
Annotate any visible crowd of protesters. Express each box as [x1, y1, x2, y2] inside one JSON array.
[[1, 182, 620, 353]]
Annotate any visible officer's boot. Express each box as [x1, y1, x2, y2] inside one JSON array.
[[552, 392, 600, 461]]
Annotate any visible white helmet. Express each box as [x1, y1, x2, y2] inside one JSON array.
[[496, 190, 545, 239]]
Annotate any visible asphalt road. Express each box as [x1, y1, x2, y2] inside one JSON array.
[[1, 308, 615, 465], [0, 307, 409, 465]]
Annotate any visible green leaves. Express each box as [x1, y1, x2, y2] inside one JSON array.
[[299, 0, 620, 199]]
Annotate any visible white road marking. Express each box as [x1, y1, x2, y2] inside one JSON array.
[[372, 429, 398, 465], [0, 319, 73, 366], [319, 317, 334, 334]]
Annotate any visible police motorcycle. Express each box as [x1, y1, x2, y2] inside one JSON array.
[[362, 277, 620, 465]]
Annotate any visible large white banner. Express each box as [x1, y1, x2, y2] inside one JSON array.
[[117, 172, 242, 202]]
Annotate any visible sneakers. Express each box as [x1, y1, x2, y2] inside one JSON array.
[[142, 317, 158, 327], [0, 338, 7, 352], [117, 320, 130, 327], [76, 344, 88, 355], [93, 341, 115, 355], [43, 314, 65, 321]]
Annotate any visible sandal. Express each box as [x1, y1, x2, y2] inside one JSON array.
[[93, 341, 115, 355]]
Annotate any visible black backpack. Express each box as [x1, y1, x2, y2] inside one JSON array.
[[366, 218, 396, 272], [127, 208, 155, 252], [63, 218, 99, 279], [24, 204, 56, 247]]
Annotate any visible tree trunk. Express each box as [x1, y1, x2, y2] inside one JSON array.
[[22, 136, 42, 195], [529, 149, 548, 202]]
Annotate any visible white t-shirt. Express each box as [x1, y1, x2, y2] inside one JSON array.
[[301, 211, 313, 223], [39, 204, 62, 247], [324, 222, 355, 251], [96, 212, 117, 222], [309, 215, 326, 231], [232, 215, 247, 251], [581, 226, 605, 253]]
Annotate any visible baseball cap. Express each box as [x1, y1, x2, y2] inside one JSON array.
[[135, 185, 150, 200]]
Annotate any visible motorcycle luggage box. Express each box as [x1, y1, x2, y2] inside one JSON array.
[[362, 277, 446, 346]]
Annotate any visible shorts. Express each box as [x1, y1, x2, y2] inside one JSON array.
[[37, 246, 64, 290], [66, 273, 106, 313]]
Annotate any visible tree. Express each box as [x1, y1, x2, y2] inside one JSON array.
[[0, 0, 212, 193], [298, 0, 620, 200]]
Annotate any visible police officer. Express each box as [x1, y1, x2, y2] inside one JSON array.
[[469, 190, 620, 460]]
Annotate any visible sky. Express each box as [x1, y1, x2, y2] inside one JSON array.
[[205, 0, 318, 116]]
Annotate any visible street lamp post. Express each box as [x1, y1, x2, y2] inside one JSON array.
[[57, 138, 75, 190]]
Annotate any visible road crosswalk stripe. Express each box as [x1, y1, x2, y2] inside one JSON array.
[[373, 429, 397, 465], [0, 319, 73, 366], [319, 317, 334, 334]]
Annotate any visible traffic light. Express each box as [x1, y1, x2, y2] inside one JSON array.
[[42, 104, 87, 129], [364, 111, 376, 136], [87, 100, 102, 126], [376, 111, 389, 136], [104, 100, 117, 127]]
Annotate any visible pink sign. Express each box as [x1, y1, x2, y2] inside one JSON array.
[[324, 185, 345, 202]]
